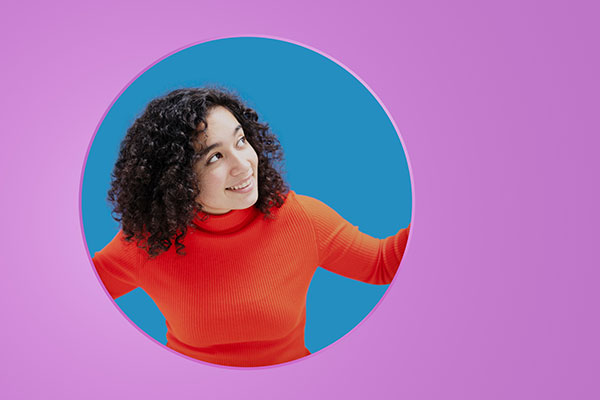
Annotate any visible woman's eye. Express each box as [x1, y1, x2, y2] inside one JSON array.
[[207, 153, 222, 164], [237, 136, 247, 146]]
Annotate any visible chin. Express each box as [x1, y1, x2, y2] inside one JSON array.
[[247, 190, 259, 208], [231, 192, 258, 211]]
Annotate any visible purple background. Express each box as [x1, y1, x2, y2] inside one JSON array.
[[2, 0, 599, 399]]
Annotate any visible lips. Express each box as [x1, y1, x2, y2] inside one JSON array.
[[226, 175, 253, 191]]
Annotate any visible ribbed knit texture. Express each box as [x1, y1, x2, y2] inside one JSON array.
[[93, 191, 410, 367]]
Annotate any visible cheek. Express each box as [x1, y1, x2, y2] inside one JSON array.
[[199, 169, 226, 195], [249, 147, 259, 167]]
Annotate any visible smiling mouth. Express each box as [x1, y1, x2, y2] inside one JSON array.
[[226, 176, 253, 191]]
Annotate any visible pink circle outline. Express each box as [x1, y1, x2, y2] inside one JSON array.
[[78, 34, 416, 371]]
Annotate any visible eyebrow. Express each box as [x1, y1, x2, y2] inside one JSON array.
[[196, 125, 243, 159]]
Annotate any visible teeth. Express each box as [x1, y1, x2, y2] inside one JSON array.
[[228, 177, 252, 190]]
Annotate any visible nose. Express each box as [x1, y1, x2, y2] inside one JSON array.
[[229, 152, 251, 177]]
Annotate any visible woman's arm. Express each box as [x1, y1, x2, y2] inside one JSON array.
[[296, 194, 410, 284], [92, 230, 143, 299]]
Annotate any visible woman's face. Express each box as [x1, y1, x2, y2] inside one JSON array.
[[194, 106, 259, 215]]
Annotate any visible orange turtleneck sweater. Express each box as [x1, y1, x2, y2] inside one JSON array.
[[93, 191, 410, 367]]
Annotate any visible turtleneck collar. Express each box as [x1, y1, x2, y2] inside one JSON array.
[[191, 206, 260, 234]]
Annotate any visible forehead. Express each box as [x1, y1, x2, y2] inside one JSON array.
[[205, 106, 239, 133], [195, 106, 240, 148]]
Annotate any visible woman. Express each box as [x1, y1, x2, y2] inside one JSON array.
[[93, 87, 410, 367]]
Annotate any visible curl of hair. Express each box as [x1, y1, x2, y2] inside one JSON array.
[[107, 87, 288, 257]]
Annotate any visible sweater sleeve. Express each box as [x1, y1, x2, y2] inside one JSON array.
[[92, 230, 143, 299], [296, 194, 410, 284]]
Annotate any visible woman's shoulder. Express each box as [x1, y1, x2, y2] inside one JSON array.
[[281, 191, 340, 219], [93, 229, 147, 263], [283, 190, 317, 204]]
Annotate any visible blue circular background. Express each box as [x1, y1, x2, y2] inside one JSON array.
[[82, 37, 412, 355]]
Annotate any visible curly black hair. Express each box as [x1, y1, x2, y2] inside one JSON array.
[[107, 87, 288, 257]]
